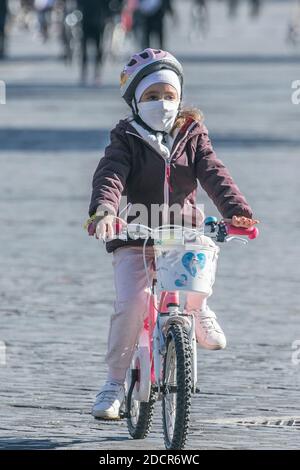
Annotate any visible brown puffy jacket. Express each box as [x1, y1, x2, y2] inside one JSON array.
[[88, 117, 253, 252]]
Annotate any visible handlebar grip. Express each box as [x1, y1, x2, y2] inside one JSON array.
[[115, 221, 123, 235], [226, 224, 259, 240]]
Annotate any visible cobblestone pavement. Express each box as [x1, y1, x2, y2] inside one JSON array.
[[0, 0, 299, 450]]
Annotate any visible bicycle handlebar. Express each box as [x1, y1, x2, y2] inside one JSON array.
[[89, 215, 259, 243], [114, 218, 259, 242]]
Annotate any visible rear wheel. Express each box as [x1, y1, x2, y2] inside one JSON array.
[[126, 369, 156, 439], [162, 323, 192, 450]]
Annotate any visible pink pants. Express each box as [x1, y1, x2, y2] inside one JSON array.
[[105, 244, 215, 383]]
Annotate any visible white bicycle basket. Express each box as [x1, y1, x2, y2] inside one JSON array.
[[154, 240, 219, 295]]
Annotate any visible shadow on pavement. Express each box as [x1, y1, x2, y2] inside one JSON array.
[[0, 128, 299, 151], [6, 82, 120, 100], [1, 54, 61, 63], [0, 128, 110, 151], [0, 437, 85, 450], [0, 54, 62, 65], [98, 436, 133, 443], [179, 54, 300, 65], [2, 53, 300, 65]]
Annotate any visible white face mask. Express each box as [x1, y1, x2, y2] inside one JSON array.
[[137, 100, 180, 133]]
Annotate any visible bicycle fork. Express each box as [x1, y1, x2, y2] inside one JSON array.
[[153, 307, 198, 396]]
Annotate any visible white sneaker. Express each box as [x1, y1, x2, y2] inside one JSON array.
[[192, 306, 227, 350], [91, 381, 125, 420]]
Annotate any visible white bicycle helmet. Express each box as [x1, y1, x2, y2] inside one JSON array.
[[120, 48, 184, 107]]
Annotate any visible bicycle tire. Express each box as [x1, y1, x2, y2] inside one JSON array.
[[126, 373, 156, 440], [162, 323, 192, 450]]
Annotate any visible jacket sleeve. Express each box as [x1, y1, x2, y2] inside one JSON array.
[[88, 127, 132, 218], [195, 130, 253, 219]]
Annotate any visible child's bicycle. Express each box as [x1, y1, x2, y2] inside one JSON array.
[[110, 217, 259, 450]]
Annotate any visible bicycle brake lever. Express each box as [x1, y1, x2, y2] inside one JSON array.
[[226, 236, 248, 244]]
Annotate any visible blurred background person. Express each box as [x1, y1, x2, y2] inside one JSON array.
[[138, 0, 174, 50], [121, 0, 138, 34], [121, 0, 143, 47], [77, 0, 111, 86], [287, 0, 300, 46], [18, 0, 35, 32], [189, 0, 209, 41], [227, 0, 262, 20], [56, 0, 81, 63], [101, 0, 125, 62], [227, 0, 239, 19], [0, 0, 8, 58], [249, 0, 261, 18], [34, 0, 56, 42]]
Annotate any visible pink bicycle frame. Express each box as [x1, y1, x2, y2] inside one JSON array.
[[142, 223, 259, 385], [143, 290, 180, 385]]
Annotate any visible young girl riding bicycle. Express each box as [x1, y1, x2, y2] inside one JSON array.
[[86, 48, 258, 420]]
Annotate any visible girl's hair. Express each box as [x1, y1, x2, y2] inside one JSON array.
[[172, 106, 204, 133]]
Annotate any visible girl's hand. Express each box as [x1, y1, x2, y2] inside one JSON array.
[[95, 215, 115, 241], [231, 215, 260, 229]]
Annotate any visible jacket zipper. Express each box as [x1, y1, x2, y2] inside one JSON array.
[[126, 130, 171, 224], [164, 122, 197, 223], [126, 122, 197, 225], [163, 157, 172, 225]]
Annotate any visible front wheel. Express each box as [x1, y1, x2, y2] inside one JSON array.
[[162, 323, 193, 450]]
